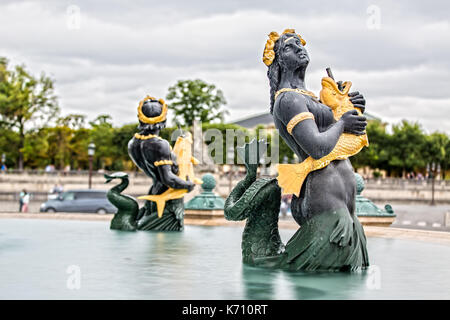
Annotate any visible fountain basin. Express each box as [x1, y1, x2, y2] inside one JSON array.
[[0, 218, 449, 299]]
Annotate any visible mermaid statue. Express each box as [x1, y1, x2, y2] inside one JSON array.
[[106, 96, 200, 231], [225, 29, 369, 271]]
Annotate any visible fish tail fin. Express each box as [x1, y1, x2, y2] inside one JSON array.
[[138, 188, 187, 219], [138, 195, 166, 218], [277, 157, 313, 196], [137, 194, 167, 218], [154, 199, 166, 218], [363, 133, 369, 147]]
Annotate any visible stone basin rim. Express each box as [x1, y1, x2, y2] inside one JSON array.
[[1, 212, 449, 246]]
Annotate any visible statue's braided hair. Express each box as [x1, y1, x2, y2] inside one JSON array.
[[263, 30, 306, 114], [267, 34, 286, 114], [267, 49, 281, 115]]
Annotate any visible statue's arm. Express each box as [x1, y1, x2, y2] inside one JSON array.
[[157, 165, 194, 191], [144, 140, 194, 191], [275, 92, 365, 159]]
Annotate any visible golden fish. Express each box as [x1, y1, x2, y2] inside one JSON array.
[[277, 77, 369, 196], [171, 132, 203, 186], [138, 132, 203, 217]]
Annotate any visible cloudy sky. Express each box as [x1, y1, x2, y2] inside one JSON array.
[[1, 0, 449, 133]]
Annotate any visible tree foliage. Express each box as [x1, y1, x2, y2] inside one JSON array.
[[0, 115, 448, 178], [0, 57, 59, 169], [388, 120, 427, 175], [166, 79, 228, 126], [352, 120, 390, 171], [0, 59, 449, 178]]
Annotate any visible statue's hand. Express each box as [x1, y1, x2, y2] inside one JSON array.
[[348, 91, 366, 113], [171, 163, 179, 175], [340, 110, 367, 136], [184, 177, 195, 192]]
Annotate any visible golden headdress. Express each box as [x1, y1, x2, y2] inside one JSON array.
[[262, 29, 306, 66], [137, 95, 168, 124]]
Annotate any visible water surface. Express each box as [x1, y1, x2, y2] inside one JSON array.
[[0, 218, 449, 299]]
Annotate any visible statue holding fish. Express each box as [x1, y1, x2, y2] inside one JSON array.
[[225, 29, 370, 271], [106, 96, 201, 231]]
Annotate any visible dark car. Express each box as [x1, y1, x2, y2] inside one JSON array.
[[40, 189, 117, 214]]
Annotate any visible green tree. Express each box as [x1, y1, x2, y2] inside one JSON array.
[[58, 114, 86, 130], [46, 126, 73, 169], [445, 137, 450, 179], [388, 120, 427, 176], [69, 127, 90, 170], [425, 132, 448, 179], [166, 79, 228, 126], [0, 57, 59, 169], [0, 127, 20, 169], [351, 120, 390, 171], [111, 123, 139, 171], [89, 114, 114, 170], [22, 128, 51, 169]]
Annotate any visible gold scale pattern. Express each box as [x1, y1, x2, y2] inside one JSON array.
[[276, 78, 369, 196]]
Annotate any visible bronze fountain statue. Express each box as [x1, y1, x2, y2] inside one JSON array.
[[105, 96, 201, 231], [225, 29, 370, 271], [105, 29, 369, 272]]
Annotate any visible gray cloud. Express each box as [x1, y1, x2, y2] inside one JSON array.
[[0, 0, 449, 132]]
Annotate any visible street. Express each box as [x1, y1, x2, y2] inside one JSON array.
[[383, 203, 450, 232], [1, 200, 450, 232]]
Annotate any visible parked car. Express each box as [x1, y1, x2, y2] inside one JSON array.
[[40, 189, 117, 214]]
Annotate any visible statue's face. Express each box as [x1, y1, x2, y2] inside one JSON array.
[[278, 34, 309, 70]]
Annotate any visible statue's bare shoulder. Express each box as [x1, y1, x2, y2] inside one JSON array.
[[273, 91, 310, 125], [141, 138, 172, 161]]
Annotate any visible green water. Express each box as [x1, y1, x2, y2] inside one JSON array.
[[0, 218, 449, 299]]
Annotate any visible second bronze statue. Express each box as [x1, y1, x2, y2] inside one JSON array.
[[107, 96, 201, 232]]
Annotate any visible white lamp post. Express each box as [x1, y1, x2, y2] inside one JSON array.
[[88, 143, 96, 189]]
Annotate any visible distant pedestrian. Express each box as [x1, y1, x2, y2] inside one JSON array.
[[51, 183, 63, 194], [22, 190, 30, 213], [19, 190, 25, 212], [280, 197, 289, 218]]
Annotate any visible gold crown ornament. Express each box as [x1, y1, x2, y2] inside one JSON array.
[[137, 95, 168, 124], [262, 29, 306, 66]]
